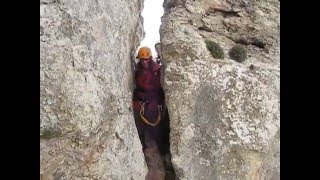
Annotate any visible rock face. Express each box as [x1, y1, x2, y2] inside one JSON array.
[[40, 0, 147, 179], [160, 0, 280, 179]]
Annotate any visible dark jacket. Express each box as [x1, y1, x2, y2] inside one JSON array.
[[133, 59, 164, 109]]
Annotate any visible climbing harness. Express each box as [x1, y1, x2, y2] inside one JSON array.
[[139, 101, 162, 127]]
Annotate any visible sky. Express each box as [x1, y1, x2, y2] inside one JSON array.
[[138, 0, 164, 57]]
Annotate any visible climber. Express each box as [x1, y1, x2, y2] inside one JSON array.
[[132, 46, 169, 156]]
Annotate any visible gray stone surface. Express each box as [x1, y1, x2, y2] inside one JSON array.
[[160, 0, 280, 179], [40, 0, 147, 179]]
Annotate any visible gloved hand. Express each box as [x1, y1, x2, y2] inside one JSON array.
[[152, 63, 161, 71]]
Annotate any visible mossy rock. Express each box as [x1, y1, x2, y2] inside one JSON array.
[[229, 45, 247, 62], [40, 128, 62, 139], [251, 37, 266, 49], [205, 40, 224, 59]]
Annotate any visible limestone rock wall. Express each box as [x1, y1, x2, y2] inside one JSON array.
[[40, 0, 147, 179], [160, 0, 280, 179]]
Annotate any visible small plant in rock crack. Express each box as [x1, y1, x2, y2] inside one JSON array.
[[205, 40, 224, 59], [229, 45, 247, 63]]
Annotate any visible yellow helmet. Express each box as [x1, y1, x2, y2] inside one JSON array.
[[137, 46, 152, 59]]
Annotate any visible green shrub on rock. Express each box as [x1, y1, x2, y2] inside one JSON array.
[[229, 45, 247, 62], [205, 40, 224, 59]]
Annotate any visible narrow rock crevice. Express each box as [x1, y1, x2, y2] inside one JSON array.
[[130, 0, 177, 179], [131, 48, 177, 179]]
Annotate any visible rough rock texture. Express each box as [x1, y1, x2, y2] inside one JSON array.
[[40, 0, 147, 179], [160, 0, 280, 179]]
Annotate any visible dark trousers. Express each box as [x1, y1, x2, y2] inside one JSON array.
[[134, 105, 170, 155]]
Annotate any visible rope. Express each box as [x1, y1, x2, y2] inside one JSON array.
[[139, 102, 161, 127]]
